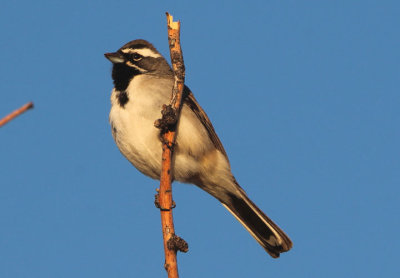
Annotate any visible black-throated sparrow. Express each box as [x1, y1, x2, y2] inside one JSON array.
[[105, 39, 292, 258]]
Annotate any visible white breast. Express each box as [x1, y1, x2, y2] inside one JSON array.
[[109, 74, 223, 183], [109, 75, 171, 179]]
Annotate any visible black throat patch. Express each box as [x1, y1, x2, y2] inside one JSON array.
[[112, 63, 141, 91], [116, 91, 129, 108]]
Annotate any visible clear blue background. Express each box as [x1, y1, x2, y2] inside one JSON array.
[[1, 1, 399, 277]]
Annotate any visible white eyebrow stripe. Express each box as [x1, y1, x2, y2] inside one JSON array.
[[121, 48, 161, 58]]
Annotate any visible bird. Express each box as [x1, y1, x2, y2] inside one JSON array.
[[104, 39, 292, 258]]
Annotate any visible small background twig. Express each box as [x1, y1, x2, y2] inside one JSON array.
[[0, 102, 34, 127]]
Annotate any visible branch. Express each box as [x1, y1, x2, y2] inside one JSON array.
[[155, 12, 186, 278], [0, 102, 34, 127]]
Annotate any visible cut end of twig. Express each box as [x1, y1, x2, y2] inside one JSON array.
[[166, 12, 180, 30], [27, 101, 34, 109]]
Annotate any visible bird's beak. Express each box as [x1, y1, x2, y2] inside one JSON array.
[[104, 52, 125, 64]]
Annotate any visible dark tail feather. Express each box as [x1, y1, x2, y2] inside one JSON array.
[[222, 191, 292, 258]]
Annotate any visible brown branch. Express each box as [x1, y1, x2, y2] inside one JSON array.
[[0, 102, 34, 127], [156, 12, 186, 278]]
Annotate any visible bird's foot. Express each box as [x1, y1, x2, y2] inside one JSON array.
[[154, 189, 176, 210]]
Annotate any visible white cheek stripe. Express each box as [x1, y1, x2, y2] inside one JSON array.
[[126, 61, 146, 72], [121, 48, 161, 58]]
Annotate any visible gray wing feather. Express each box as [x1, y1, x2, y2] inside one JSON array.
[[182, 86, 228, 159]]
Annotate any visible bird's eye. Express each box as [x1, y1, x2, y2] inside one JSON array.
[[132, 53, 143, 61]]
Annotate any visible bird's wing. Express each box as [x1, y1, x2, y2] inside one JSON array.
[[183, 86, 228, 159]]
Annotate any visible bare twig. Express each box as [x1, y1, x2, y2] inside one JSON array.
[[0, 102, 34, 127], [156, 12, 186, 278]]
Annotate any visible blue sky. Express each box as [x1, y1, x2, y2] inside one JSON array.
[[1, 1, 399, 277]]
